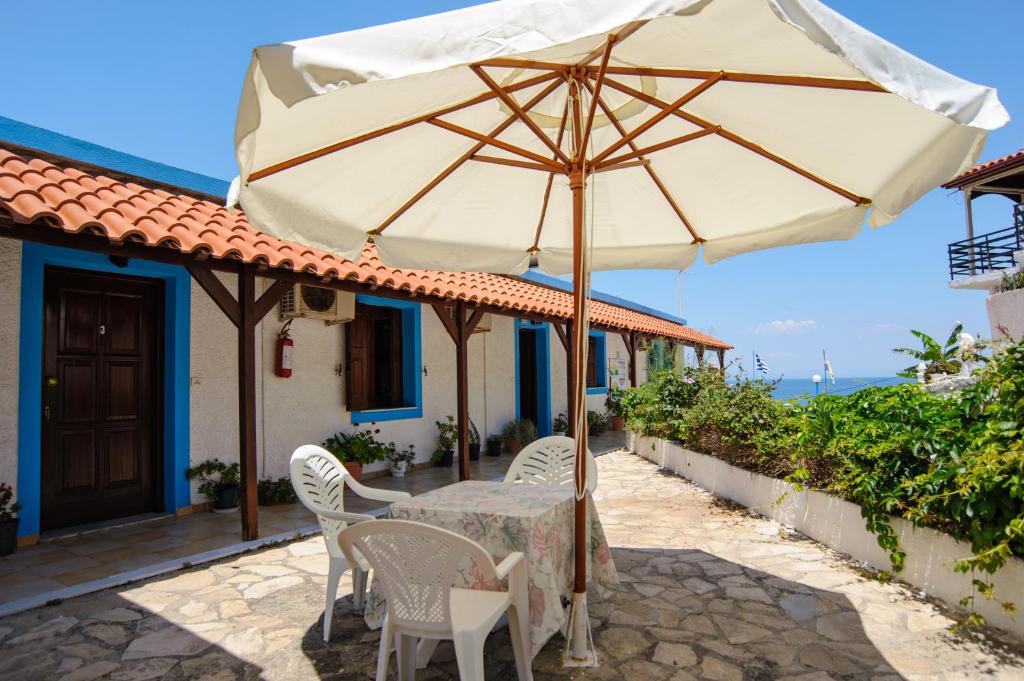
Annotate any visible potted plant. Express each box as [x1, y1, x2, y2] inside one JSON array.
[[552, 412, 568, 436], [186, 459, 241, 512], [433, 415, 457, 467], [324, 429, 389, 482], [502, 419, 538, 454], [587, 409, 609, 435], [0, 483, 22, 557], [486, 433, 503, 457], [388, 443, 416, 478], [606, 389, 625, 431], [468, 420, 481, 461], [257, 476, 297, 506]]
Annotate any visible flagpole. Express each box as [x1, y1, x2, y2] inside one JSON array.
[[822, 350, 828, 394]]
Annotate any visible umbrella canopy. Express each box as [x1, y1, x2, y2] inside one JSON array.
[[234, 0, 1006, 275], [232, 0, 1006, 666]]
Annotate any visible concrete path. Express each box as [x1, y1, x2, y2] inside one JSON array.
[[0, 450, 1021, 680]]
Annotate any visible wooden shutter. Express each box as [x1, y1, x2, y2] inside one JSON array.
[[386, 307, 403, 407], [345, 305, 369, 412], [586, 336, 597, 387]]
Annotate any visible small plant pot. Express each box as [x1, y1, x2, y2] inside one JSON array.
[[436, 450, 454, 467], [469, 443, 481, 461], [0, 518, 19, 556], [553, 430, 566, 437], [505, 438, 522, 455], [390, 461, 410, 478], [610, 416, 625, 431], [212, 485, 239, 513], [343, 461, 363, 482], [486, 441, 502, 457]]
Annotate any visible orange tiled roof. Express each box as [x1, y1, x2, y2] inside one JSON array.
[[942, 147, 1024, 189], [0, 145, 731, 349]]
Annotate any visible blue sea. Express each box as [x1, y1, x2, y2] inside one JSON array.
[[768, 376, 913, 402]]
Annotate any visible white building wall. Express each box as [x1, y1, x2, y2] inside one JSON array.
[[0, 238, 22, 498], [0, 249, 668, 506]]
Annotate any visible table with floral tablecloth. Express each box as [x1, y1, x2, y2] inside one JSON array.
[[364, 480, 617, 658]]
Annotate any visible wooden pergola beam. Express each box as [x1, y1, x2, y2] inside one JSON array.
[[246, 71, 559, 183], [431, 301, 475, 481]]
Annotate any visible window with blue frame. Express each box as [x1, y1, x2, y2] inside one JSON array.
[[346, 295, 422, 422], [586, 330, 608, 394]]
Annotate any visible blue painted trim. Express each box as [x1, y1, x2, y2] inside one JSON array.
[[587, 329, 608, 395], [514, 319, 552, 436], [517, 269, 687, 326], [17, 244, 191, 536], [0, 116, 229, 198], [350, 295, 422, 424]]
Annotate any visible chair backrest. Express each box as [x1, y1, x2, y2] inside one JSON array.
[[338, 519, 497, 636], [503, 435, 598, 493], [290, 444, 354, 557]]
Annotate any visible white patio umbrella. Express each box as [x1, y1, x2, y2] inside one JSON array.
[[231, 0, 1007, 665]]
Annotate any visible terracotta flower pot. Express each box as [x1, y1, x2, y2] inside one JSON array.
[[610, 415, 625, 431], [505, 438, 522, 455], [343, 461, 363, 482]]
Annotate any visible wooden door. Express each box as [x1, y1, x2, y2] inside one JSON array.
[[41, 267, 163, 531], [518, 328, 539, 428]]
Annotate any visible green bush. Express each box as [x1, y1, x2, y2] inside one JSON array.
[[258, 477, 297, 505], [617, 339, 1024, 608]]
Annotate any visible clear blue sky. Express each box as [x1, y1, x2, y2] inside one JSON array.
[[2, 1, 1020, 377]]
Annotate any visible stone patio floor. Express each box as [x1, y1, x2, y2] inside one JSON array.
[[1, 449, 1022, 680]]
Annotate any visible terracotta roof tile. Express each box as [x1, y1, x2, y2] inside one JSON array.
[[943, 147, 1024, 189], [0, 145, 731, 349]]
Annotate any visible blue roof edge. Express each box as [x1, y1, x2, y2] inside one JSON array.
[[517, 270, 688, 327], [0, 116, 230, 199]]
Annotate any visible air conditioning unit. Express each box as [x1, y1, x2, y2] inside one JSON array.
[[447, 306, 491, 333], [279, 284, 355, 324]]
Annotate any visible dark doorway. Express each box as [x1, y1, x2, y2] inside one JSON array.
[[41, 267, 163, 531], [518, 328, 539, 428]]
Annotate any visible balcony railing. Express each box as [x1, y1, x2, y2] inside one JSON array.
[[948, 204, 1024, 280]]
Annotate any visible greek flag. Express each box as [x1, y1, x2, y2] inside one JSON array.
[[754, 352, 770, 375]]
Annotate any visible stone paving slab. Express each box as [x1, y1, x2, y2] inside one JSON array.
[[0, 450, 1022, 680]]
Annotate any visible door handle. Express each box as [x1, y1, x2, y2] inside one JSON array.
[[44, 405, 50, 421]]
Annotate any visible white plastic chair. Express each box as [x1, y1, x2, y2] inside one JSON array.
[[503, 435, 598, 494], [290, 444, 411, 642], [339, 519, 533, 681]]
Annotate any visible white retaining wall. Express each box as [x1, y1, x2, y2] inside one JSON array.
[[629, 433, 1024, 639]]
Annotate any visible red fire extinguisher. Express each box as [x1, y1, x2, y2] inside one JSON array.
[[275, 320, 293, 378]]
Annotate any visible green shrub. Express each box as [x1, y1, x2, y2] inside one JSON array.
[[258, 477, 297, 505]]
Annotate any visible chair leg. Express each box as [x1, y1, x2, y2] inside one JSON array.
[[452, 631, 486, 681], [352, 565, 367, 611], [396, 633, 417, 681], [416, 638, 440, 669], [323, 557, 344, 642], [375, 616, 393, 681], [507, 604, 533, 681]]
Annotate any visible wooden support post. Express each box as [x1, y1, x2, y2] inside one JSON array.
[[717, 348, 726, 370], [237, 266, 259, 541], [620, 331, 639, 387], [454, 300, 471, 482], [695, 345, 705, 367]]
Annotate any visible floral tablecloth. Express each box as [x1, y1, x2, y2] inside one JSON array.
[[364, 480, 617, 658]]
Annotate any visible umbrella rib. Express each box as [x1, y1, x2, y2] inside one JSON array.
[[470, 65, 572, 166], [594, 126, 720, 169], [372, 77, 565, 236], [247, 71, 559, 183], [585, 79, 702, 243], [602, 77, 870, 205], [585, 65, 886, 92], [470, 155, 556, 172], [590, 72, 724, 167], [577, 36, 616, 163], [427, 119, 565, 171], [531, 99, 571, 253]]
